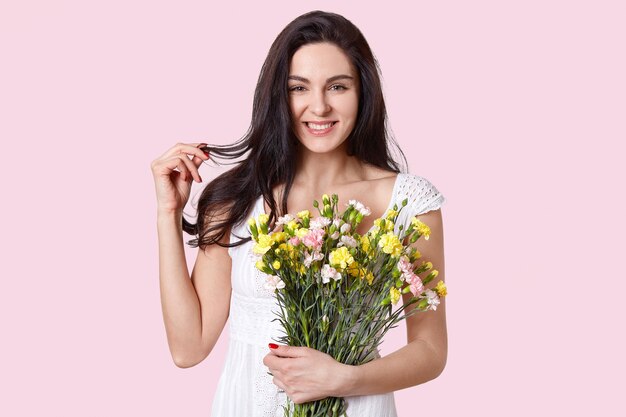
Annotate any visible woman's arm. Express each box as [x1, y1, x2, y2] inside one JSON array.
[[151, 143, 232, 368], [157, 209, 232, 368]]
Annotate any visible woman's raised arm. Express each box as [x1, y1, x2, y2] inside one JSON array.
[[152, 143, 232, 368]]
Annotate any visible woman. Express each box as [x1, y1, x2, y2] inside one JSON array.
[[151, 10, 447, 417]]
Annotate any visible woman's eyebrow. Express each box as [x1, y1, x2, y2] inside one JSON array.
[[287, 74, 354, 83]]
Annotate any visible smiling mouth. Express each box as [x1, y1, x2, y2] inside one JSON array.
[[305, 121, 337, 130]]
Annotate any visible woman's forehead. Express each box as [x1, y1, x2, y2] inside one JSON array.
[[289, 43, 357, 79]]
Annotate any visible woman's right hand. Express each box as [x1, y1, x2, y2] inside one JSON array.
[[150, 142, 210, 215]]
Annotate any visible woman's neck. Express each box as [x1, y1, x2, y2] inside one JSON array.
[[294, 147, 367, 191]]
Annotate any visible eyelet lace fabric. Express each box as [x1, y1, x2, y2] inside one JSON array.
[[212, 173, 446, 417]]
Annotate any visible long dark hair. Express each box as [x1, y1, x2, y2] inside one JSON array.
[[183, 10, 408, 251]]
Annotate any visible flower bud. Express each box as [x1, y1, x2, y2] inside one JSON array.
[[423, 269, 438, 285]]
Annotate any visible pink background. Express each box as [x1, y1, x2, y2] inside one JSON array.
[[1, 1, 624, 415]]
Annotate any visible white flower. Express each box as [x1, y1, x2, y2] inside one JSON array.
[[338, 235, 357, 248], [332, 217, 341, 227], [276, 214, 296, 226], [340, 223, 351, 234], [423, 289, 440, 311], [264, 275, 285, 291], [310, 216, 331, 229], [346, 199, 358, 207], [321, 264, 342, 283], [330, 231, 340, 239], [304, 250, 324, 267], [353, 201, 371, 216]]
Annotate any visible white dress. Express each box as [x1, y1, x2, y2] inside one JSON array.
[[210, 173, 446, 417]]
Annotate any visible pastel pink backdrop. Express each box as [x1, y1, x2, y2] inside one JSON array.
[[1, 1, 624, 416]]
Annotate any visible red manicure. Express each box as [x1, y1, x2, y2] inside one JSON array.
[[269, 343, 278, 349]]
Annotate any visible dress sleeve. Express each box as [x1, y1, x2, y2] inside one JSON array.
[[393, 174, 446, 236]]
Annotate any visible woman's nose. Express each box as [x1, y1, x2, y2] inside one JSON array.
[[309, 90, 331, 115]]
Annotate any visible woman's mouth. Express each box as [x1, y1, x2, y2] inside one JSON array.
[[304, 121, 337, 136]]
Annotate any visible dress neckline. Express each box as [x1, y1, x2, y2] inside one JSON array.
[[256, 173, 403, 233]]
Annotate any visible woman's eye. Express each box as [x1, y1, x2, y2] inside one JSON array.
[[289, 86, 305, 92], [330, 84, 347, 91]]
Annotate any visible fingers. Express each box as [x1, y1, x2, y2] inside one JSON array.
[[267, 344, 304, 358], [162, 142, 210, 161], [152, 142, 210, 183]]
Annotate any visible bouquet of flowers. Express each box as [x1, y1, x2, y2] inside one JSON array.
[[248, 194, 447, 417]]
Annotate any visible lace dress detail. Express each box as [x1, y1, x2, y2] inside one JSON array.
[[211, 173, 446, 417]]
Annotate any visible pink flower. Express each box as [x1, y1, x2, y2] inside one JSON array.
[[302, 228, 325, 251], [408, 273, 424, 296], [397, 256, 413, 276], [288, 236, 301, 246]]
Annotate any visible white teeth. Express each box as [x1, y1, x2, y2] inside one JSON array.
[[306, 122, 334, 130]]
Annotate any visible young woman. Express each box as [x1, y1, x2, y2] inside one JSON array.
[[151, 10, 447, 417]]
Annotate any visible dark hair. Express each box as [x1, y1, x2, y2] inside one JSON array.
[[183, 10, 408, 251]]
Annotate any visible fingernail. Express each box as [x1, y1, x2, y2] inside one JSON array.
[[269, 343, 278, 349], [203, 151, 210, 157]]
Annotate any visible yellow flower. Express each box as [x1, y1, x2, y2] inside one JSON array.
[[360, 235, 371, 253], [255, 259, 267, 271], [435, 280, 447, 297], [329, 247, 354, 270], [252, 233, 273, 255], [411, 218, 431, 240], [385, 209, 398, 219], [257, 213, 269, 226], [365, 271, 374, 285], [346, 262, 361, 278], [390, 287, 401, 305], [409, 248, 422, 262], [295, 227, 310, 239], [297, 210, 310, 219], [272, 260, 281, 270], [271, 232, 287, 244], [378, 232, 403, 257], [285, 219, 299, 233], [247, 217, 256, 227]]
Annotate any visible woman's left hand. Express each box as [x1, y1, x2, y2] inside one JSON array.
[[263, 344, 354, 404]]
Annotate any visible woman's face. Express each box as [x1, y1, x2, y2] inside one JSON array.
[[288, 42, 360, 155]]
